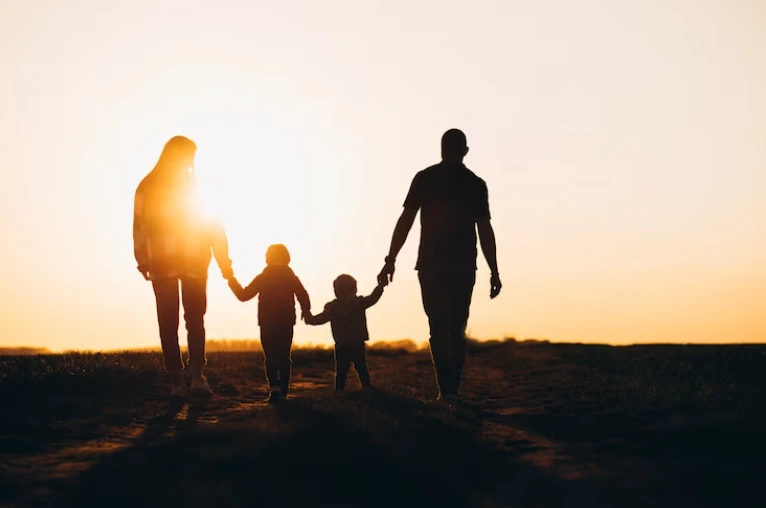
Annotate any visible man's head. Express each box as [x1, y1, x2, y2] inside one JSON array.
[[265, 244, 291, 266], [441, 128, 469, 163], [333, 274, 358, 299]]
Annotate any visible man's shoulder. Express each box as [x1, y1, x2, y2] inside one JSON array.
[[417, 163, 444, 178], [462, 165, 486, 184]]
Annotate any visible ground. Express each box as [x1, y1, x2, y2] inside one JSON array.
[[1, 340, 765, 507]]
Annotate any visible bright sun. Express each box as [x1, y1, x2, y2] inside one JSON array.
[[191, 134, 321, 278]]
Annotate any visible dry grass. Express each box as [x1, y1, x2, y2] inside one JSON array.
[[1, 340, 765, 507]]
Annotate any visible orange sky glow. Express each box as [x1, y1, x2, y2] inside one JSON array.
[[1, 0, 764, 351]]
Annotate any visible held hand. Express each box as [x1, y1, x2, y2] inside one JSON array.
[[490, 273, 502, 299], [221, 266, 234, 281], [137, 266, 150, 281], [377, 261, 396, 287]]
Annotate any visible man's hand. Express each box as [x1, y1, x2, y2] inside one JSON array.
[[221, 265, 234, 281], [377, 260, 396, 287], [490, 272, 502, 299]]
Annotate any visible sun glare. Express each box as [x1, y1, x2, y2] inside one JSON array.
[[190, 129, 322, 280]]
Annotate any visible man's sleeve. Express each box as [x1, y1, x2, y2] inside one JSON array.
[[402, 173, 423, 210], [133, 186, 149, 269]]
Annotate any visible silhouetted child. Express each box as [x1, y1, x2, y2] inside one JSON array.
[[228, 244, 310, 402], [305, 275, 384, 391]]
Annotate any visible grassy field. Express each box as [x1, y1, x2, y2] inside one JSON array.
[[1, 340, 765, 507]]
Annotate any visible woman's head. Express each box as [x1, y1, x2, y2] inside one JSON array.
[[154, 136, 197, 175], [333, 274, 358, 299], [265, 244, 291, 266]]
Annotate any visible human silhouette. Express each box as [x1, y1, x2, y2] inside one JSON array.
[[305, 275, 385, 391], [377, 129, 501, 403], [133, 136, 233, 399], [228, 244, 311, 403]]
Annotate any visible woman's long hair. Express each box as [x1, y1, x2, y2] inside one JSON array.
[[144, 136, 201, 222], [151, 135, 197, 175]]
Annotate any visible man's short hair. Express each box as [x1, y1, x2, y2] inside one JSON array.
[[441, 129, 467, 155]]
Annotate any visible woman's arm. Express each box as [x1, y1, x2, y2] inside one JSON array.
[[133, 186, 150, 279], [209, 219, 233, 280], [294, 276, 311, 317]]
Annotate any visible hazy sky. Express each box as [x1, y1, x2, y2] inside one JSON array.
[[1, 0, 764, 351]]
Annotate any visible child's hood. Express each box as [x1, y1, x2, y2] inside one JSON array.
[[261, 265, 296, 279], [327, 296, 365, 318]]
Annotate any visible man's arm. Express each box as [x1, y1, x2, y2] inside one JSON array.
[[386, 207, 418, 263], [477, 218, 502, 299], [133, 187, 150, 280], [378, 207, 418, 285], [476, 180, 502, 299], [228, 276, 260, 302], [477, 218, 499, 275], [361, 283, 385, 309], [210, 219, 233, 280], [378, 173, 422, 286]]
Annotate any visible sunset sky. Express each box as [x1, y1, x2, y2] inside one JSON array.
[[1, 0, 764, 351]]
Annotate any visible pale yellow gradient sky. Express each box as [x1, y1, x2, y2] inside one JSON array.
[[1, 0, 764, 351]]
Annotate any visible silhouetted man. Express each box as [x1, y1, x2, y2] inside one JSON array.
[[133, 136, 233, 399], [378, 129, 501, 402]]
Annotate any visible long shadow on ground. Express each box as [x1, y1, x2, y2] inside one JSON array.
[[53, 391, 576, 508]]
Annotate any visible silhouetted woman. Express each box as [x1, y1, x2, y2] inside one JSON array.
[[133, 136, 233, 398]]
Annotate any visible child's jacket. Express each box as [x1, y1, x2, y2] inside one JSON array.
[[309, 286, 383, 346], [229, 265, 310, 327]]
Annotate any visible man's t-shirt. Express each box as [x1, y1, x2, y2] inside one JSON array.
[[403, 162, 490, 271]]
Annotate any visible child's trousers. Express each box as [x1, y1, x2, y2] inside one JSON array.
[[334, 343, 370, 390], [260, 324, 294, 395]]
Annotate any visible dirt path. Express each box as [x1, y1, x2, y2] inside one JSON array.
[[2, 344, 764, 507]]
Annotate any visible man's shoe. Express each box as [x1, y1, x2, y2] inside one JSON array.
[[436, 393, 458, 406], [268, 387, 282, 403]]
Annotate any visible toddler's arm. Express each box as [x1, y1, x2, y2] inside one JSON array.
[[228, 275, 261, 302], [361, 282, 385, 309]]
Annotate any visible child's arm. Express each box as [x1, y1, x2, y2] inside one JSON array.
[[293, 275, 312, 319], [305, 303, 332, 326], [361, 282, 385, 309], [228, 275, 261, 302]]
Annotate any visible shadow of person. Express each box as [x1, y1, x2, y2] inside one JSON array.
[[132, 399, 186, 446], [176, 398, 209, 435], [57, 388, 575, 508]]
